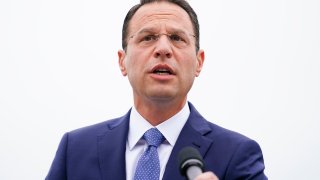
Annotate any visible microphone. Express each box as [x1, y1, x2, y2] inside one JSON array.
[[178, 147, 204, 180]]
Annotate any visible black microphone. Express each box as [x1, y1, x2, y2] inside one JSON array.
[[178, 147, 204, 180]]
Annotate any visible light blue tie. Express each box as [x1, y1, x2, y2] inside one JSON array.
[[134, 128, 165, 180]]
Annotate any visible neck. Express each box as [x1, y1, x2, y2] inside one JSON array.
[[134, 98, 187, 126]]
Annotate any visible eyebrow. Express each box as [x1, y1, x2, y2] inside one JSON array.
[[135, 27, 190, 36], [135, 27, 159, 35], [129, 28, 158, 39]]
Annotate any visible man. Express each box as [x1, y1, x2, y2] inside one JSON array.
[[46, 0, 267, 179]]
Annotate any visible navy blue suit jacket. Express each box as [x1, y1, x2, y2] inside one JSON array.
[[46, 103, 267, 180]]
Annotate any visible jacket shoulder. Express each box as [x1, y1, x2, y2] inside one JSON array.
[[68, 109, 130, 138]]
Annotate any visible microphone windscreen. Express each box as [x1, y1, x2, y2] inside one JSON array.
[[178, 147, 204, 176]]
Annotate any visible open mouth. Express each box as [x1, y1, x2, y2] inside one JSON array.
[[153, 68, 173, 75], [151, 64, 175, 75]]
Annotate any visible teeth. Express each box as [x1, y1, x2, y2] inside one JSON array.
[[154, 68, 171, 74], [157, 68, 169, 72], [156, 72, 169, 75]]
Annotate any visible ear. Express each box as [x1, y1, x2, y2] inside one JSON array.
[[195, 49, 205, 77], [118, 50, 127, 76]]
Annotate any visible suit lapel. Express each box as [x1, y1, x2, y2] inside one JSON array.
[[163, 102, 213, 180], [97, 111, 130, 180], [96, 103, 213, 180]]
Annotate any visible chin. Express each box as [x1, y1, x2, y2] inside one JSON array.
[[147, 91, 177, 101]]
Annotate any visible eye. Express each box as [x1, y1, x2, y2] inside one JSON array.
[[142, 34, 158, 42], [169, 34, 184, 42]]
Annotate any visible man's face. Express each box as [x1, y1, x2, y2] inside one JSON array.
[[118, 1, 204, 105]]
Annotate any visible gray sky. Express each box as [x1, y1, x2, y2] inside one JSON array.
[[0, 0, 319, 179]]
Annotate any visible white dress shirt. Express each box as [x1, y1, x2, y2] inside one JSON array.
[[126, 103, 190, 180]]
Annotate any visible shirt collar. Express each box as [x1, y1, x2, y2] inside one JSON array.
[[128, 103, 190, 150]]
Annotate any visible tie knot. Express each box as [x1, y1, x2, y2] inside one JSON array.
[[143, 128, 165, 147]]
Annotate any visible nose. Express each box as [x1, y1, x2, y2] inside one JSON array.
[[153, 35, 173, 59]]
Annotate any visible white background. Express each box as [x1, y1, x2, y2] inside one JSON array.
[[1, 0, 319, 179]]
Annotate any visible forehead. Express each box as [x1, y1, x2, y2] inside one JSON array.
[[129, 2, 193, 34]]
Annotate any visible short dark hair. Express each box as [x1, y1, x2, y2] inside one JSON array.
[[122, 0, 200, 52]]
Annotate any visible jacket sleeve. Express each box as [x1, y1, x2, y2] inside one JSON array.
[[225, 139, 268, 180], [45, 133, 68, 180]]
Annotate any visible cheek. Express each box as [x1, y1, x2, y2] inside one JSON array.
[[180, 56, 198, 74], [125, 54, 144, 77]]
